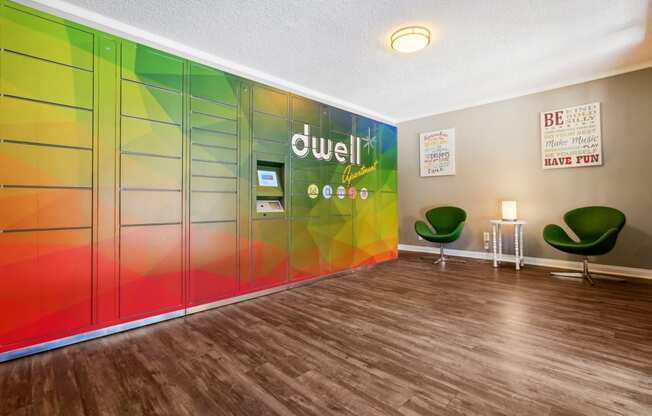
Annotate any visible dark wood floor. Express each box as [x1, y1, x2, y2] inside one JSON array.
[[2, 253, 652, 416]]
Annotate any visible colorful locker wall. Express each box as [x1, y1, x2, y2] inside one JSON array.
[[0, 0, 397, 356]]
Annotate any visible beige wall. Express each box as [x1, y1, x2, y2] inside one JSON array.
[[397, 68, 652, 269]]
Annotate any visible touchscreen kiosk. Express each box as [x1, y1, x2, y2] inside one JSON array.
[[256, 162, 285, 214]]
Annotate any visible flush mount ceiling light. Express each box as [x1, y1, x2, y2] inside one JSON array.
[[390, 26, 430, 53]]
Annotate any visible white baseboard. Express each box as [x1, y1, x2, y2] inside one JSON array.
[[398, 244, 652, 280]]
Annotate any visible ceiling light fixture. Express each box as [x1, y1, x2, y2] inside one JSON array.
[[390, 26, 430, 53]]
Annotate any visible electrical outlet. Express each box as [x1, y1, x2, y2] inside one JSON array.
[[483, 232, 490, 250]]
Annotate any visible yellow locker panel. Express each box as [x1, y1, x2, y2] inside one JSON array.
[[0, 96, 92, 148], [253, 86, 287, 118], [121, 190, 182, 225], [121, 116, 182, 158], [1, 51, 93, 109], [121, 154, 182, 190], [1, 5, 94, 70], [0, 142, 91, 187]]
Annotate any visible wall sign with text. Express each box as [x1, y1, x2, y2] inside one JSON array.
[[419, 128, 456, 177], [540, 102, 602, 169]]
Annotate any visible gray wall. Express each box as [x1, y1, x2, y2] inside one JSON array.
[[397, 67, 652, 269]]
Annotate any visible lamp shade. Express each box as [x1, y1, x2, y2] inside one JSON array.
[[502, 201, 517, 221]]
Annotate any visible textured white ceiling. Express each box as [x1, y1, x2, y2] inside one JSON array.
[[23, 0, 652, 123]]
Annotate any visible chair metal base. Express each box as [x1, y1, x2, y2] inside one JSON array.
[[550, 258, 626, 286], [421, 244, 466, 265]]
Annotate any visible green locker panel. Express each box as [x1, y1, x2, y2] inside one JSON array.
[[121, 117, 182, 157], [121, 154, 182, 190], [121, 190, 182, 225], [191, 129, 237, 149], [378, 124, 398, 193], [290, 165, 321, 218], [191, 161, 238, 178], [253, 112, 289, 142], [251, 219, 288, 289], [1, 51, 93, 109], [291, 96, 320, 126], [253, 86, 288, 118], [191, 112, 237, 135], [329, 216, 353, 272], [379, 192, 398, 257], [190, 62, 239, 105], [0, 96, 93, 148], [191, 192, 237, 222], [253, 139, 288, 155], [1, 4, 93, 70], [191, 176, 237, 193], [192, 144, 237, 164], [121, 42, 183, 91], [0, 142, 91, 187], [290, 219, 322, 280], [121, 80, 182, 124], [191, 97, 237, 120], [353, 191, 379, 265], [329, 107, 352, 134]]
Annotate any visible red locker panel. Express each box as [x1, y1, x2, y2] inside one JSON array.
[[0, 229, 92, 347], [119, 225, 183, 319], [189, 222, 238, 305]]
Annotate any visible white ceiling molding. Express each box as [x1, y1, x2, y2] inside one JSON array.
[[16, 0, 397, 125]]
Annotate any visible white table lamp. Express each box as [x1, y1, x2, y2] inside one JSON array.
[[502, 201, 517, 221]]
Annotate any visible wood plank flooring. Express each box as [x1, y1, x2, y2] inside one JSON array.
[[1, 253, 651, 416]]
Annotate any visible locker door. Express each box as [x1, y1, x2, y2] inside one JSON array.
[[188, 63, 240, 305], [118, 42, 184, 319], [0, 4, 94, 348]]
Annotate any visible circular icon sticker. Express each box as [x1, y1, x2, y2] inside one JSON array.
[[360, 187, 369, 200], [322, 185, 333, 199], [307, 184, 319, 199], [336, 185, 346, 199], [348, 186, 357, 199]]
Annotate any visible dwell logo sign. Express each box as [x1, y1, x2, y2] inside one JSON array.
[[292, 124, 363, 165]]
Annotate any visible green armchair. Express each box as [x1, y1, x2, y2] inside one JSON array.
[[415, 206, 467, 264], [543, 206, 626, 285]]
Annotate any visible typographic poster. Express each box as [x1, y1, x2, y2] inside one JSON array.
[[420, 128, 456, 177], [540, 102, 602, 169]]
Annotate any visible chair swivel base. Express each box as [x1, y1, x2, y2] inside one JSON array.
[[550, 258, 626, 286], [420, 244, 466, 265]]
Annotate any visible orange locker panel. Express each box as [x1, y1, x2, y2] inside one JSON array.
[[0, 188, 92, 230]]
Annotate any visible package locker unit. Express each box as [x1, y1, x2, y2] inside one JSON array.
[[0, 0, 397, 360]]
